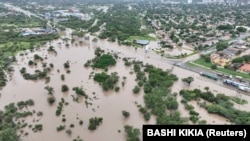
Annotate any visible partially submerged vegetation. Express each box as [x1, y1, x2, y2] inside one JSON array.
[[88, 117, 103, 130], [84, 47, 117, 69], [180, 89, 250, 124], [0, 7, 59, 88], [124, 125, 140, 141], [1, 1, 250, 141], [93, 72, 119, 91], [0, 99, 43, 140]]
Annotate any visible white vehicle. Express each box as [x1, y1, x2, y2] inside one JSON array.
[[235, 76, 243, 79], [238, 86, 250, 93]]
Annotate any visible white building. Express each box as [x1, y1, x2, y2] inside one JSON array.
[[203, 0, 224, 3]]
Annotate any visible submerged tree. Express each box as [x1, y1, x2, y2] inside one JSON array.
[[88, 117, 103, 130], [44, 86, 54, 95], [182, 77, 194, 86], [122, 110, 130, 118], [92, 38, 98, 46], [0, 128, 19, 141], [124, 125, 140, 141]]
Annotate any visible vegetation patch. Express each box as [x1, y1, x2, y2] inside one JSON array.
[[93, 72, 119, 91], [124, 125, 140, 141], [193, 58, 250, 79], [180, 89, 250, 124], [56, 98, 66, 116], [230, 96, 248, 105], [88, 117, 103, 130], [72, 87, 88, 99], [93, 54, 116, 69], [0, 99, 41, 140]]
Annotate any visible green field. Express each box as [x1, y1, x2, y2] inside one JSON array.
[[126, 35, 157, 42], [0, 42, 35, 48], [193, 58, 213, 68], [123, 35, 158, 48], [192, 58, 250, 79]]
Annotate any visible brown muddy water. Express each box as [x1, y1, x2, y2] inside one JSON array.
[[1, 29, 159, 141], [1, 29, 250, 140], [171, 66, 250, 124]]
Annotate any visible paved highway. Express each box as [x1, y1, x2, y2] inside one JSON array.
[[3, 3, 43, 19]]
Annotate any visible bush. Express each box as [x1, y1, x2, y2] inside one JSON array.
[[93, 72, 119, 91], [61, 74, 65, 81], [133, 85, 140, 94], [64, 61, 70, 69], [61, 85, 69, 92], [56, 125, 65, 131], [143, 112, 151, 121], [211, 64, 217, 70], [47, 96, 55, 105], [62, 118, 66, 122], [79, 120, 83, 125], [124, 125, 140, 141], [93, 54, 116, 69], [72, 87, 88, 99], [138, 80, 144, 87], [88, 117, 103, 130], [122, 110, 130, 118], [115, 86, 120, 92], [70, 124, 74, 128]]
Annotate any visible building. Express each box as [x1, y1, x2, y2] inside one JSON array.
[[21, 27, 57, 36], [213, 57, 230, 67], [135, 40, 150, 46], [239, 63, 250, 73]]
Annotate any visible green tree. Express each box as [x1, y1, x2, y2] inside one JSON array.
[[0, 128, 19, 141], [182, 77, 194, 86], [133, 85, 140, 94], [236, 27, 247, 32], [124, 125, 140, 141], [122, 110, 130, 118], [92, 38, 98, 45], [232, 57, 244, 63], [88, 117, 103, 130], [44, 86, 54, 95], [61, 85, 69, 92], [216, 41, 228, 51], [211, 64, 217, 70]]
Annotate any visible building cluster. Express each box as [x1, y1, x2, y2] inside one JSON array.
[[161, 0, 250, 4], [21, 27, 57, 36], [210, 39, 250, 73], [44, 9, 92, 21]]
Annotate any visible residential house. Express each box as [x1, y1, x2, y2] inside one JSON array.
[[239, 63, 250, 73]]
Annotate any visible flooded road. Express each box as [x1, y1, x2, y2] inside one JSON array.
[[1, 28, 250, 140]]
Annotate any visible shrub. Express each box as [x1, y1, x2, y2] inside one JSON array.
[[122, 110, 130, 118], [133, 86, 140, 94], [47, 96, 55, 105], [61, 85, 69, 92]]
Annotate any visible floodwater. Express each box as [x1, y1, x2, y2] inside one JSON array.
[[1, 29, 159, 141], [1, 28, 250, 141], [149, 41, 194, 56], [171, 66, 250, 124], [164, 47, 193, 56]]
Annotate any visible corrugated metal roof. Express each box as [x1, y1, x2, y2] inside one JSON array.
[[136, 40, 149, 45]]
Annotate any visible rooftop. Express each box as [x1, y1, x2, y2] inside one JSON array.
[[136, 40, 150, 45], [239, 63, 250, 72], [213, 58, 230, 67]]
